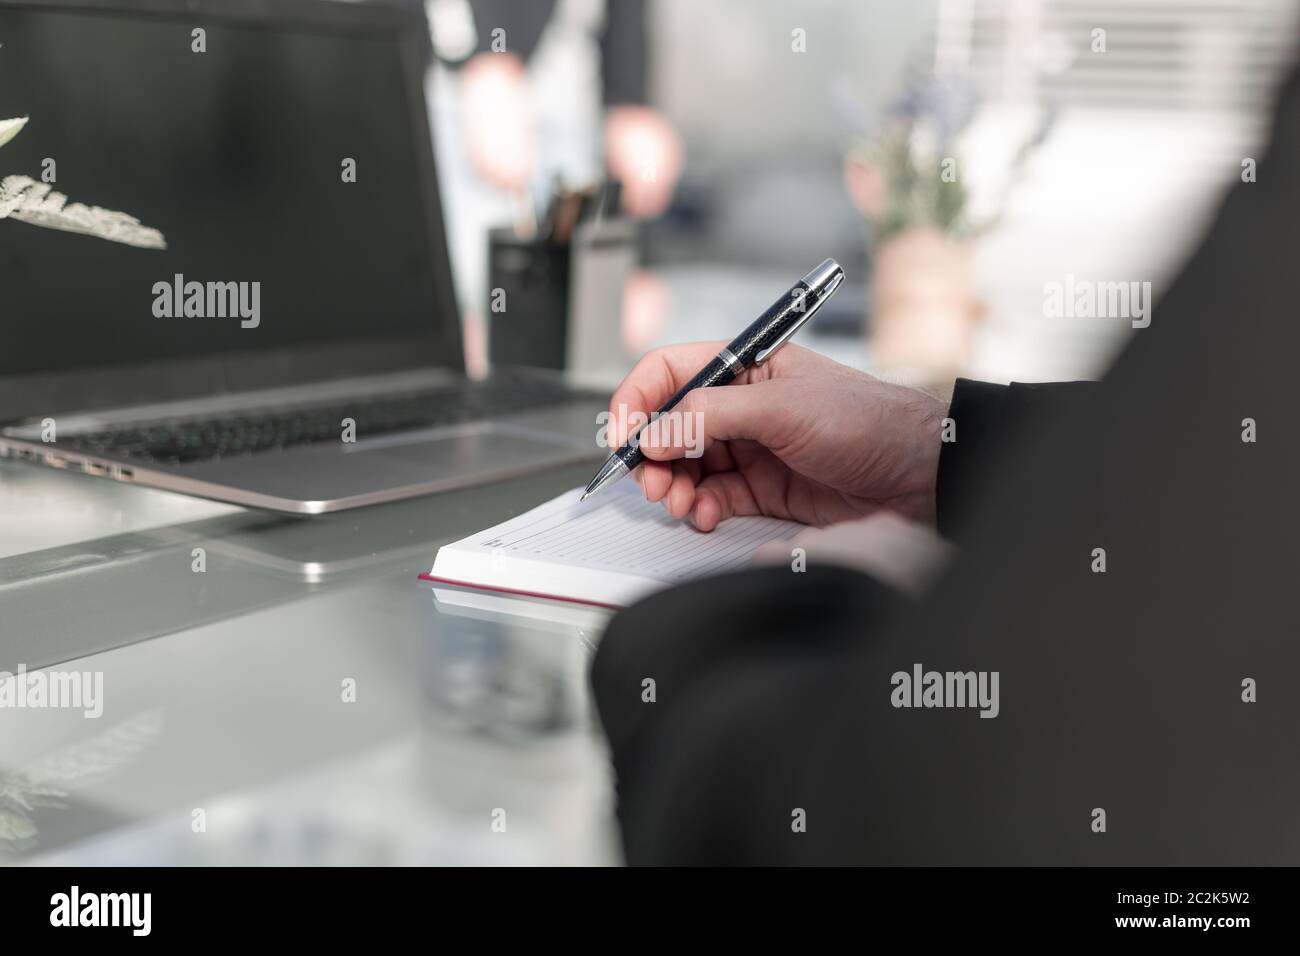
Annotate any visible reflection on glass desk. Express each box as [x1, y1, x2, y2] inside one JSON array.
[[0, 458, 618, 865]]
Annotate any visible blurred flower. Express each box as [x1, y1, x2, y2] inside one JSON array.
[[843, 72, 1051, 244], [843, 156, 887, 219]]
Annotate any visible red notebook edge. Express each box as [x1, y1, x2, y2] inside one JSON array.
[[417, 572, 625, 611]]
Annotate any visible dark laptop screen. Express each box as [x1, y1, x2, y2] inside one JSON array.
[[0, 1, 452, 379]]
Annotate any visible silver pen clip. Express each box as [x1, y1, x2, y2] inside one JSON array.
[[754, 264, 845, 364]]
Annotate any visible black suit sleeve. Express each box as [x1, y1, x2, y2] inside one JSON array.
[[591, 564, 908, 865], [936, 379, 1095, 540]]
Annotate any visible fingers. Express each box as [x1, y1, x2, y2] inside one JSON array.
[[699, 440, 735, 475], [607, 342, 825, 526], [688, 471, 762, 531], [636, 382, 794, 463], [642, 465, 757, 530], [665, 462, 697, 519], [639, 459, 672, 502], [607, 341, 729, 447], [605, 341, 828, 448], [639, 442, 733, 512]]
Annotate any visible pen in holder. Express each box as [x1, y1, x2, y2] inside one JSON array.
[[487, 182, 634, 375]]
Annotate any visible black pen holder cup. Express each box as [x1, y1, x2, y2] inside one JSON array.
[[486, 228, 571, 372]]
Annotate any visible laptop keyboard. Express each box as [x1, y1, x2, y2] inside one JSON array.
[[61, 379, 600, 466]]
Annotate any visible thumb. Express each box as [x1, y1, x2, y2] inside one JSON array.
[[636, 382, 794, 461]]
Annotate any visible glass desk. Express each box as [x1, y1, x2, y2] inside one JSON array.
[[0, 457, 617, 865], [0, 266, 875, 866]]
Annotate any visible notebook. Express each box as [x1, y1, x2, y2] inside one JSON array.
[[420, 481, 806, 608]]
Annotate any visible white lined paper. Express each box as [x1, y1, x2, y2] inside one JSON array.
[[430, 481, 806, 606]]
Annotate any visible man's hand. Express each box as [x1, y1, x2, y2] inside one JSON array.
[[607, 342, 948, 531]]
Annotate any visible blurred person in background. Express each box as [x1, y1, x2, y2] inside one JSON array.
[[424, 0, 682, 372]]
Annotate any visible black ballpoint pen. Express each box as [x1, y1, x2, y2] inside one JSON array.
[[581, 258, 845, 501]]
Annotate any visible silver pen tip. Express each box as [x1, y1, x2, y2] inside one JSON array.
[[581, 455, 631, 502]]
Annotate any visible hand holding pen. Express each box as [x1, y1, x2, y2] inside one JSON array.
[[593, 260, 953, 532]]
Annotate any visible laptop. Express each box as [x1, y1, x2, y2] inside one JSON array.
[[0, 0, 605, 514]]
